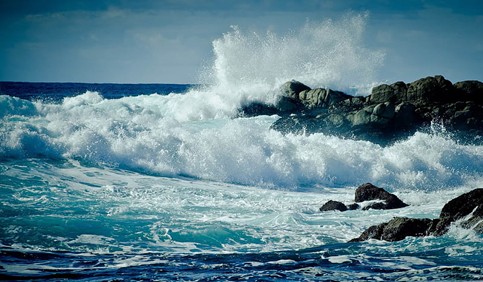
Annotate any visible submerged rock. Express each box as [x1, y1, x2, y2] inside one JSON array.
[[351, 188, 483, 242]]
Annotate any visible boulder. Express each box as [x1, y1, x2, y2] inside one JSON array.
[[351, 188, 483, 242], [238, 101, 278, 117], [355, 183, 409, 210], [280, 80, 311, 99], [350, 217, 436, 242], [370, 81, 407, 104], [433, 188, 483, 235], [319, 200, 348, 212], [406, 75, 454, 106], [453, 80, 483, 103]]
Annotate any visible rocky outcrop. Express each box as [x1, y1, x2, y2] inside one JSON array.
[[319, 183, 407, 212], [355, 183, 409, 210], [432, 188, 483, 235], [239, 76, 483, 145], [350, 188, 483, 242], [350, 217, 437, 242], [319, 200, 349, 212]]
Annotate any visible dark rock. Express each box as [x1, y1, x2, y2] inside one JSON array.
[[354, 183, 409, 210], [453, 80, 483, 103], [393, 102, 417, 128], [406, 75, 454, 106], [433, 188, 483, 235], [347, 203, 360, 210], [275, 96, 303, 114], [319, 200, 348, 212], [370, 81, 407, 104], [299, 88, 326, 109], [350, 217, 436, 242], [244, 76, 483, 146], [351, 188, 483, 242], [238, 101, 278, 117], [280, 80, 311, 99]]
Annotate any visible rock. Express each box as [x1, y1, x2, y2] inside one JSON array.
[[298, 88, 352, 110], [406, 75, 454, 106], [280, 80, 311, 99], [453, 80, 483, 103], [433, 188, 483, 235], [246, 76, 483, 146], [393, 102, 417, 128], [354, 183, 409, 210], [319, 200, 348, 212], [370, 81, 407, 104], [350, 217, 436, 242], [275, 96, 303, 114], [351, 188, 483, 242], [238, 101, 278, 117], [299, 88, 326, 109]]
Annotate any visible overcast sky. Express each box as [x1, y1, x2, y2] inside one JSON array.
[[1, 0, 482, 84]]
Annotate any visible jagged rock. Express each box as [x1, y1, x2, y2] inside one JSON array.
[[454, 80, 483, 103], [280, 80, 311, 99], [319, 200, 348, 212], [355, 183, 408, 210], [350, 217, 437, 242], [240, 75, 483, 145], [433, 188, 483, 235], [369, 81, 407, 104], [351, 188, 483, 242], [406, 75, 454, 106], [275, 96, 303, 113], [238, 101, 278, 117]]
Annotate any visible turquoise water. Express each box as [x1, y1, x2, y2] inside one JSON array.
[[1, 82, 482, 280]]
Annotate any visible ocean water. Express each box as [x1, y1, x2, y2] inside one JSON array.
[[1, 16, 482, 281]]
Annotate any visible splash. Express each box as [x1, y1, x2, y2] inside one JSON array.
[[203, 13, 385, 101], [157, 14, 384, 122]]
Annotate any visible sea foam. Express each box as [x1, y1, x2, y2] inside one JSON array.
[[0, 15, 481, 191]]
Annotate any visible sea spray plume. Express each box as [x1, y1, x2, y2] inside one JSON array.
[[158, 14, 384, 122], [203, 13, 384, 104]]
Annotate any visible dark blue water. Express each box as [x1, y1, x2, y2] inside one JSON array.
[[1, 82, 482, 281], [0, 81, 192, 101]]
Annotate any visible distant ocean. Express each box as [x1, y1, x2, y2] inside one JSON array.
[[1, 18, 482, 281]]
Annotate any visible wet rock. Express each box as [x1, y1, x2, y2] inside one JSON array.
[[280, 80, 311, 99], [369, 81, 407, 104], [238, 101, 278, 117], [433, 188, 483, 235], [453, 80, 483, 103], [355, 183, 409, 210], [241, 75, 483, 145], [350, 217, 437, 242], [406, 75, 454, 106], [351, 188, 483, 242], [319, 200, 348, 212]]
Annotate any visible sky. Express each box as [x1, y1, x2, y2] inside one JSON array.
[[0, 0, 482, 84]]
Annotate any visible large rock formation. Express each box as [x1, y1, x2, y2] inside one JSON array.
[[350, 188, 483, 242], [239, 75, 483, 145]]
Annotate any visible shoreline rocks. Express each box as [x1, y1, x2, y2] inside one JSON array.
[[350, 188, 483, 242], [238, 75, 483, 145], [319, 183, 408, 212]]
